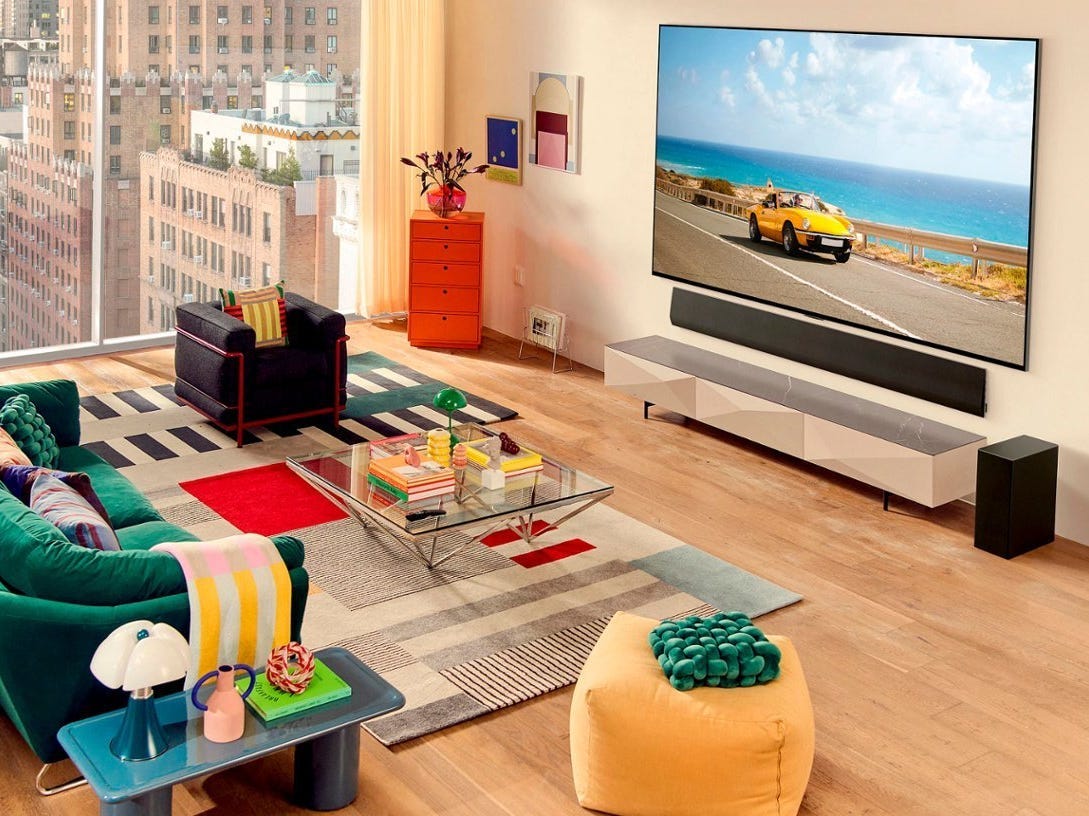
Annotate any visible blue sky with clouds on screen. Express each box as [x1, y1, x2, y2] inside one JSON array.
[[657, 28, 1038, 185]]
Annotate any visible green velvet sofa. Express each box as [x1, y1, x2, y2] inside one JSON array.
[[0, 379, 309, 766]]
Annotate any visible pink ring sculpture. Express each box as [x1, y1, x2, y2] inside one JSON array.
[[266, 642, 316, 694]]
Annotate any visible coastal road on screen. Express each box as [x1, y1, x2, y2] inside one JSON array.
[[653, 192, 1026, 365]]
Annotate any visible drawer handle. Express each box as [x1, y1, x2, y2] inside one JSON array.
[[442, 315, 447, 321], [443, 244, 449, 249], [443, 265, 448, 270], [442, 289, 448, 295], [443, 224, 449, 230]]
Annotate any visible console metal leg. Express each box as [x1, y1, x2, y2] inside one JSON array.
[[883, 491, 890, 511], [294, 725, 360, 810], [644, 401, 652, 420], [100, 786, 171, 816]]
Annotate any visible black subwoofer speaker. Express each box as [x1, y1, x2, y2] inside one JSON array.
[[974, 436, 1058, 559]]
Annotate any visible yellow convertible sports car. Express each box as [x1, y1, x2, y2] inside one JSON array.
[[746, 190, 855, 263]]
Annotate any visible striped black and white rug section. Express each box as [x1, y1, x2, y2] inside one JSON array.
[[76, 375, 516, 469], [439, 617, 612, 710]]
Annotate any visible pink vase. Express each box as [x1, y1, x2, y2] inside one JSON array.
[[426, 185, 467, 218], [191, 663, 256, 743]]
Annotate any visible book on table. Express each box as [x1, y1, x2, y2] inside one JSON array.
[[238, 657, 353, 721], [367, 453, 456, 501], [463, 440, 543, 473]]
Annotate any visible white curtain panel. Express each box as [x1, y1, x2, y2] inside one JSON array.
[[358, 0, 445, 317]]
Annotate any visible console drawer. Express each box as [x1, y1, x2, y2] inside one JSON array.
[[411, 220, 482, 242], [408, 312, 480, 345], [410, 285, 480, 313], [410, 262, 480, 287], [411, 240, 481, 263]]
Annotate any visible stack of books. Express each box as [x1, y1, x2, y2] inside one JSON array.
[[239, 657, 352, 721], [464, 438, 544, 481], [367, 451, 456, 503]]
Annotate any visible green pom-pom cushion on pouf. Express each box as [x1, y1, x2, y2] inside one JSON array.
[[0, 394, 60, 469], [649, 611, 782, 690]]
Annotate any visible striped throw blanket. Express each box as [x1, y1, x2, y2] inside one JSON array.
[[153, 534, 292, 686]]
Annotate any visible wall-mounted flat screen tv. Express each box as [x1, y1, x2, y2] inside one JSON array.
[[653, 26, 1039, 368]]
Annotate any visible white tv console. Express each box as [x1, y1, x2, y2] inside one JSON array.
[[605, 336, 985, 508]]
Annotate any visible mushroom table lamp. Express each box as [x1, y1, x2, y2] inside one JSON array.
[[432, 387, 468, 436], [89, 620, 190, 761]]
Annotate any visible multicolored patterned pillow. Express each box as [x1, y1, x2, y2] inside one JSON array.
[[0, 394, 60, 468], [0, 464, 112, 526], [29, 472, 120, 550], [0, 427, 32, 467], [219, 281, 288, 348]]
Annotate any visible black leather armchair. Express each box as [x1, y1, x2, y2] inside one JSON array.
[[174, 292, 348, 445]]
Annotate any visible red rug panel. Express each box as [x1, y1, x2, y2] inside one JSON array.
[[509, 538, 595, 569], [179, 463, 347, 536], [480, 520, 556, 548]]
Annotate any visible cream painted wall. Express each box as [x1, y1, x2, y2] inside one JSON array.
[[444, 0, 1089, 545]]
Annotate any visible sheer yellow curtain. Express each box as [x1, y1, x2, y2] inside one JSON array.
[[358, 0, 445, 317]]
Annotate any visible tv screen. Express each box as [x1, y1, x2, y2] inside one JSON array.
[[653, 26, 1039, 369]]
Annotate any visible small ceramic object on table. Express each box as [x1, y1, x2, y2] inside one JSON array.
[[427, 428, 452, 467], [266, 642, 316, 694], [451, 442, 468, 489], [402, 444, 421, 467], [191, 663, 257, 743]]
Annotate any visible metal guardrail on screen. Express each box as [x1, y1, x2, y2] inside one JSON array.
[[655, 178, 1028, 276]]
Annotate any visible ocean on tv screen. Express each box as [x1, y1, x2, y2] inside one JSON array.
[[655, 136, 1031, 258]]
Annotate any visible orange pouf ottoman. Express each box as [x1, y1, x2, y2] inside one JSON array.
[[569, 611, 814, 816]]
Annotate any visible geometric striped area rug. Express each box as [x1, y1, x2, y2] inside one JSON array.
[[148, 465, 802, 745], [77, 351, 517, 469], [293, 504, 801, 745]]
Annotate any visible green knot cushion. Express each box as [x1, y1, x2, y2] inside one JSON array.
[[649, 611, 782, 691], [0, 394, 60, 469]]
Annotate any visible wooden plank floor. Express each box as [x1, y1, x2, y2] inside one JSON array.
[[2, 320, 1087, 816]]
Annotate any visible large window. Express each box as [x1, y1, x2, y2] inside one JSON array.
[[0, 0, 360, 358]]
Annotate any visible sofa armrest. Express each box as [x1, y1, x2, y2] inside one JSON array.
[[0, 379, 81, 447], [176, 301, 256, 354], [0, 565, 307, 763], [285, 292, 347, 350]]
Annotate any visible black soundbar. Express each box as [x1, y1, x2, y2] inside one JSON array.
[[670, 288, 987, 416]]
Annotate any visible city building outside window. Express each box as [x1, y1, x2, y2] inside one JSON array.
[[148, 35, 160, 54], [189, 5, 200, 24], [242, 36, 253, 53], [189, 36, 200, 54], [305, 7, 316, 24], [305, 35, 315, 53], [108, 125, 119, 144], [242, 6, 253, 24], [109, 156, 121, 175], [328, 36, 337, 53], [110, 96, 121, 114], [285, 6, 293, 23], [66, 121, 77, 139], [149, 6, 159, 24], [217, 5, 228, 23]]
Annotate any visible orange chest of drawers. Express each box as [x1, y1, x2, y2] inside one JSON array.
[[408, 210, 484, 349]]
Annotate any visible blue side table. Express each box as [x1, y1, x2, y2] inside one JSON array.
[[58, 647, 404, 815]]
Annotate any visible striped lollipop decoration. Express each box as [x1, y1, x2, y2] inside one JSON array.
[[265, 642, 316, 694]]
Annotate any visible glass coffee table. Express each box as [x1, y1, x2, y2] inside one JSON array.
[[287, 423, 614, 567]]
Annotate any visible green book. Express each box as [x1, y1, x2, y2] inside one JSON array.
[[237, 658, 352, 721]]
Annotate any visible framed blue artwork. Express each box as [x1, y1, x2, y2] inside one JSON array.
[[485, 115, 522, 185]]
